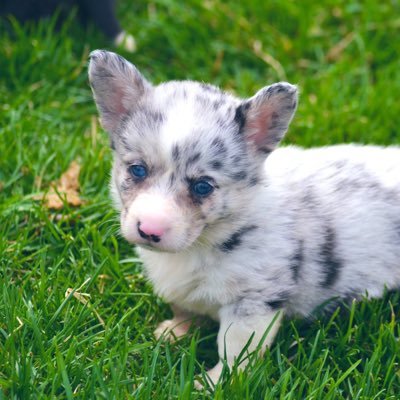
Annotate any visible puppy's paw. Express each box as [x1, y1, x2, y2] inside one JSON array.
[[113, 31, 137, 52], [195, 362, 224, 390], [154, 318, 192, 342]]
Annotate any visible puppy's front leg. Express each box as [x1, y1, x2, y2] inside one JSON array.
[[154, 304, 196, 342], [205, 303, 283, 386]]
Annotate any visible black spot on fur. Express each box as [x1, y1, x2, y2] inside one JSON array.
[[230, 170, 247, 181], [211, 138, 227, 155], [320, 227, 342, 287], [259, 147, 273, 155], [267, 83, 287, 96], [234, 102, 250, 134], [186, 152, 201, 166], [148, 110, 164, 123], [264, 299, 284, 310], [249, 176, 259, 186], [120, 134, 133, 152], [213, 100, 222, 110], [172, 145, 180, 161], [200, 83, 219, 93], [91, 68, 114, 80], [116, 53, 129, 70], [219, 225, 257, 252], [210, 160, 223, 170], [290, 240, 303, 282], [168, 173, 176, 186], [264, 291, 290, 310]]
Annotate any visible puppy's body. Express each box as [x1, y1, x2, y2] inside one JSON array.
[[89, 50, 400, 384], [141, 145, 400, 320]]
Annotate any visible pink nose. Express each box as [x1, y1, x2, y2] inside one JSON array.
[[137, 220, 167, 243]]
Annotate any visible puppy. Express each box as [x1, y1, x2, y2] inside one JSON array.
[[88, 50, 400, 385]]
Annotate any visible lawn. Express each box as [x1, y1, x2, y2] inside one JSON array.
[[1, 0, 400, 398]]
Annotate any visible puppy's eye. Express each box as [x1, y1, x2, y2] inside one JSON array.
[[128, 164, 148, 180], [190, 180, 214, 197]]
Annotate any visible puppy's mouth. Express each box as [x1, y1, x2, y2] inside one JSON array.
[[132, 242, 182, 254], [123, 230, 203, 253], [135, 242, 165, 252]]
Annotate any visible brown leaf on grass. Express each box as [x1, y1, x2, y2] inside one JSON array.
[[65, 278, 105, 327], [34, 160, 84, 209]]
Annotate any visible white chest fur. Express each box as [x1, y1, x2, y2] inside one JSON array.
[[137, 247, 244, 320]]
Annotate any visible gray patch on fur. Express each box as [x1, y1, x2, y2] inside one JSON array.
[[290, 240, 303, 282], [219, 225, 258, 252], [172, 144, 180, 161], [186, 152, 201, 167], [264, 291, 291, 310], [320, 227, 342, 287], [210, 160, 223, 170], [234, 102, 250, 135]]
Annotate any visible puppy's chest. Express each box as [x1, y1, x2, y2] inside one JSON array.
[[139, 248, 241, 319]]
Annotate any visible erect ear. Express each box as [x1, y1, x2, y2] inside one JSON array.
[[235, 82, 298, 155], [88, 50, 151, 133]]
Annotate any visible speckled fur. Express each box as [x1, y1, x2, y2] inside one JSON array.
[[89, 50, 400, 385]]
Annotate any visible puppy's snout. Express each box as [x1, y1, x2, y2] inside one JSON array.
[[137, 219, 168, 243], [121, 194, 187, 248]]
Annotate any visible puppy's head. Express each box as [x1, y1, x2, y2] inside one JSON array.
[[89, 50, 298, 252]]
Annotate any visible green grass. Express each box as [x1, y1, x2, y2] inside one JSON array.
[[1, 0, 400, 398]]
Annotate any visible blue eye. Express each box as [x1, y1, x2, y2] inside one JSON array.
[[129, 164, 148, 180], [191, 180, 214, 197]]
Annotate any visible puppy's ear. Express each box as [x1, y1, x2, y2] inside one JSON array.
[[236, 83, 298, 155], [88, 50, 151, 133]]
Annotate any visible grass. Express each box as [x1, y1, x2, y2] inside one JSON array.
[[1, 0, 400, 398]]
